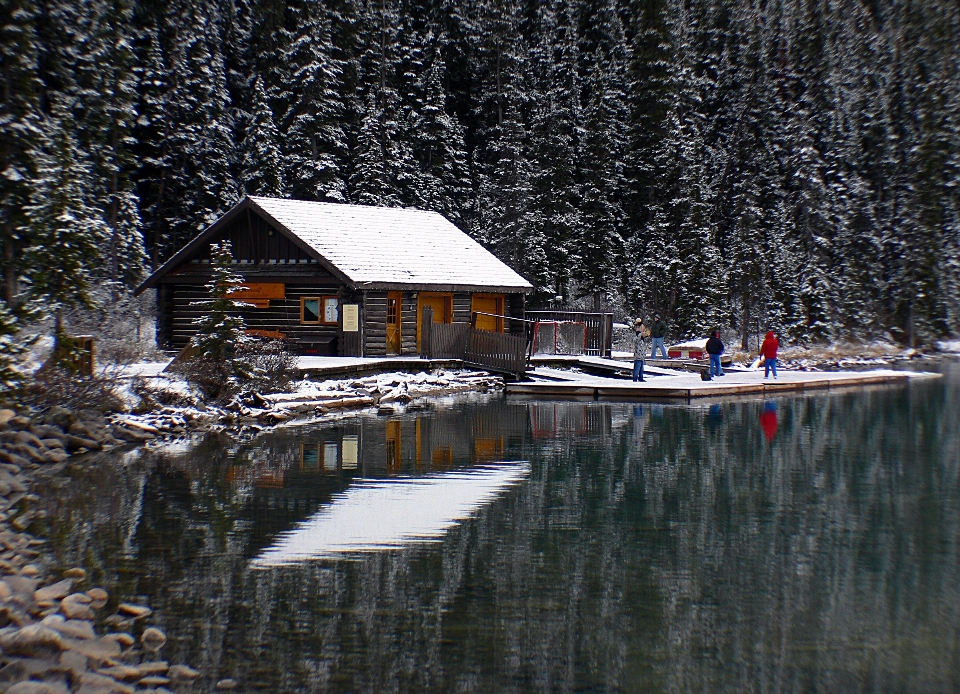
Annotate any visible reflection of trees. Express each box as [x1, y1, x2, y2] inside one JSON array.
[[32, 372, 960, 692]]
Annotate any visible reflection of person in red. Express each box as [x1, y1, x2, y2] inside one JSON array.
[[760, 401, 778, 441]]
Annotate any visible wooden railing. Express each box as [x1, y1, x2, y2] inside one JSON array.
[[465, 328, 528, 380], [525, 311, 613, 357], [421, 307, 527, 378]]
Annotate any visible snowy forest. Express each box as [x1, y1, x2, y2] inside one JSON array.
[[1, 0, 959, 352]]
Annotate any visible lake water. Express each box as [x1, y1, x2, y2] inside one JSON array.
[[33, 360, 960, 692]]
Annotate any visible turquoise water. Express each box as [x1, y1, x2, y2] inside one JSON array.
[[35, 360, 960, 692]]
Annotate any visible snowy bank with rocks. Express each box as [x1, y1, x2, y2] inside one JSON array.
[[125, 367, 504, 436]]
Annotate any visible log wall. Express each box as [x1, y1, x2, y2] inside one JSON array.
[[169, 283, 342, 354], [363, 290, 388, 356]]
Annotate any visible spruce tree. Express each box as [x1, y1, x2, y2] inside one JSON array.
[[191, 241, 246, 363], [0, 0, 43, 308], [24, 111, 108, 346], [242, 76, 287, 197]]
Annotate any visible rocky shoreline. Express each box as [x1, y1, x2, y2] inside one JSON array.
[[0, 408, 218, 694], [0, 368, 504, 693]]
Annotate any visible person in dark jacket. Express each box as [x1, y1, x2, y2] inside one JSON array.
[[650, 314, 668, 359], [706, 330, 724, 378], [760, 330, 779, 379]]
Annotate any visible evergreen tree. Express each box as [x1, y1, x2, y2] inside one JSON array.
[[242, 76, 287, 197], [275, 0, 350, 202], [24, 112, 108, 345], [0, 0, 43, 307], [191, 241, 246, 363], [161, 0, 239, 254]]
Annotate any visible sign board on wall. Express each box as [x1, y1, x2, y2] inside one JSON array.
[[342, 304, 359, 332], [226, 283, 285, 308]]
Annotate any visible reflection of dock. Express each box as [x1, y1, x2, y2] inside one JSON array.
[[508, 368, 940, 401]]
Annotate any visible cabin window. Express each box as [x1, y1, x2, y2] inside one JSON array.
[[301, 296, 339, 325]]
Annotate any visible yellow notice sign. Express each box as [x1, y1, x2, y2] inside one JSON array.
[[342, 304, 359, 332]]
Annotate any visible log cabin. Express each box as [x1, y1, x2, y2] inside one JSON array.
[[136, 196, 534, 356]]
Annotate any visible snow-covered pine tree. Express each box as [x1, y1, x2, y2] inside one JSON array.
[[0, 0, 43, 308], [405, 35, 472, 225], [242, 76, 286, 197], [191, 241, 245, 364], [24, 111, 109, 347], [523, 0, 583, 301], [622, 0, 674, 295], [637, 0, 724, 338], [349, 0, 419, 207], [0, 302, 32, 393], [161, 0, 239, 256], [476, 110, 547, 290], [274, 0, 350, 202], [64, 0, 146, 291], [576, 1, 630, 304], [132, 22, 171, 268]]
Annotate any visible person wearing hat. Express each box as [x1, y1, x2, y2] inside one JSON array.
[[650, 314, 668, 359], [633, 317, 651, 382]]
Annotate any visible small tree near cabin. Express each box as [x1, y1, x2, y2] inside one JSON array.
[[192, 242, 245, 361]]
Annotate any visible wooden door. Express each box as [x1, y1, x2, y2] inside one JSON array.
[[471, 293, 505, 332], [386, 292, 402, 355], [417, 292, 453, 352]]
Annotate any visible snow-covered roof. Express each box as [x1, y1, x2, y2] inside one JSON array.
[[138, 196, 533, 293], [250, 197, 531, 291]]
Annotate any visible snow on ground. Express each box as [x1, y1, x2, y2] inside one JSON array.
[[108, 361, 504, 438], [937, 340, 960, 353]]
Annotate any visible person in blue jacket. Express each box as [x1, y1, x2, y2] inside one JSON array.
[[706, 330, 724, 378]]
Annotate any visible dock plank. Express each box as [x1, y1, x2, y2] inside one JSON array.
[[507, 368, 938, 401]]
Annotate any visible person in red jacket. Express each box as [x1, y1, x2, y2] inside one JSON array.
[[760, 331, 779, 379]]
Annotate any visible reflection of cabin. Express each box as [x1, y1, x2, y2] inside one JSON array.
[[136, 196, 533, 355]]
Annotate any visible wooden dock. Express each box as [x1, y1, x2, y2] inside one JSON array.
[[508, 367, 940, 401]]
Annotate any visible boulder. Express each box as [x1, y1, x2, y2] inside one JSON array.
[[0, 470, 27, 493], [116, 603, 150, 618], [77, 671, 133, 694], [103, 632, 134, 649], [60, 596, 95, 621], [136, 661, 168, 676], [34, 579, 74, 603], [167, 664, 200, 681], [5, 682, 70, 694], [85, 588, 108, 608], [0, 450, 31, 468], [0, 623, 66, 655], [12, 431, 45, 449], [97, 665, 141, 682], [140, 627, 167, 651], [0, 409, 16, 426], [63, 435, 101, 453], [30, 423, 65, 439]]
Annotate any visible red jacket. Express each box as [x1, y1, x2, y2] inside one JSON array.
[[760, 332, 779, 359]]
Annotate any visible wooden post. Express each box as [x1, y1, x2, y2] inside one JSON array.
[[421, 306, 433, 359]]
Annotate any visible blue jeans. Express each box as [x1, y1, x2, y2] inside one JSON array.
[[633, 360, 645, 382], [709, 354, 723, 377], [764, 358, 777, 378], [651, 337, 667, 359]]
